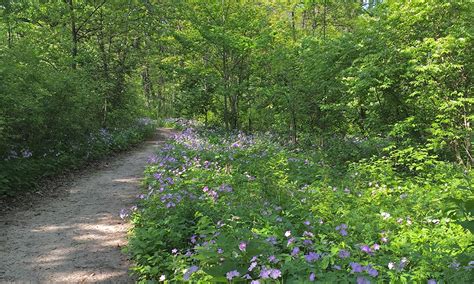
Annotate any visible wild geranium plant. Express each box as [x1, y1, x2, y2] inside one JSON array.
[[126, 124, 473, 283]]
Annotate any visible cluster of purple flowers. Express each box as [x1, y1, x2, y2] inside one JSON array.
[[350, 262, 379, 277], [3, 148, 33, 160], [132, 122, 471, 283], [336, 223, 348, 236], [305, 252, 321, 262]]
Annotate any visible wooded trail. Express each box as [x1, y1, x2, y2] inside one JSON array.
[[0, 129, 174, 283]]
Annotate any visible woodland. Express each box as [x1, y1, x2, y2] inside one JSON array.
[[0, 0, 473, 283]]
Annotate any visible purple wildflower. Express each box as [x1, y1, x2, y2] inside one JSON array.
[[291, 247, 300, 256], [153, 172, 162, 180], [399, 257, 409, 269], [21, 149, 32, 158], [260, 268, 271, 279], [360, 245, 372, 254], [226, 270, 240, 281], [269, 269, 281, 279], [119, 208, 128, 219], [363, 265, 378, 277], [243, 274, 252, 280], [367, 267, 378, 277], [239, 242, 247, 252], [305, 252, 321, 262], [251, 281, 260, 284], [266, 236, 277, 245], [248, 262, 257, 271], [309, 273, 316, 281], [427, 279, 437, 284], [183, 265, 198, 280], [217, 248, 224, 254], [208, 190, 218, 200], [350, 262, 363, 273], [338, 249, 350, 259], [268, 255, 278, 263], [336, 224, 348, 236], [336, 224, 348, 230], [287, 237, 295, 246]]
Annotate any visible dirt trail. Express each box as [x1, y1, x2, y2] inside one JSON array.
[[0, 129, 174, 283]]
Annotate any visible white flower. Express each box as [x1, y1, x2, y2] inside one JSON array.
[[388, 262, 395, 270], [381, 212, 391, 220], [159, 275, 166, 281]]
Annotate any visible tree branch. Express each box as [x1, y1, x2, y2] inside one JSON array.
[[76, 0, 108, 34]]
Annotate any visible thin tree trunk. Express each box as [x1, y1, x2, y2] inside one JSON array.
[[98, 9, 109, 126], [67, 0, 78, 69], [7, 21, 13, 48], [322, 0, 327, 40], [222, 0, 230, 130]]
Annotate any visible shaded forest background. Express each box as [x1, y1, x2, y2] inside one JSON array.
[[0, 0, 472, 195]]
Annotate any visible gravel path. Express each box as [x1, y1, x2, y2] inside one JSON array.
[[0, 129, 174, 283]]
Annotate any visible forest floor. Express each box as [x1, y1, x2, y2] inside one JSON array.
[[0, 128, 174, 283]]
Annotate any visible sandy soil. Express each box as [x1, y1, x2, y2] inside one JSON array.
[[0, 128, 174, 283]]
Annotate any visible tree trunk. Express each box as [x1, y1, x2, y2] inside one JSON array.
[[98, 9, 109, 127], [7, 21, 13, 48], [67, 0, 78, 69]]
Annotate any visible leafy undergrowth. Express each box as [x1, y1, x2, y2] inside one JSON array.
[[126, 123, 473, 283], [0, 118, 156, 197]]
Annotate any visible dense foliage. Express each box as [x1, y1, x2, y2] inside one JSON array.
[[0, 119, 156, 196], [0, 1, 160, 195], [1, 0, 472, 282], [133, 0, 473, 167], [126, 120, 473, 283], [122, 4, 472, 280]]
